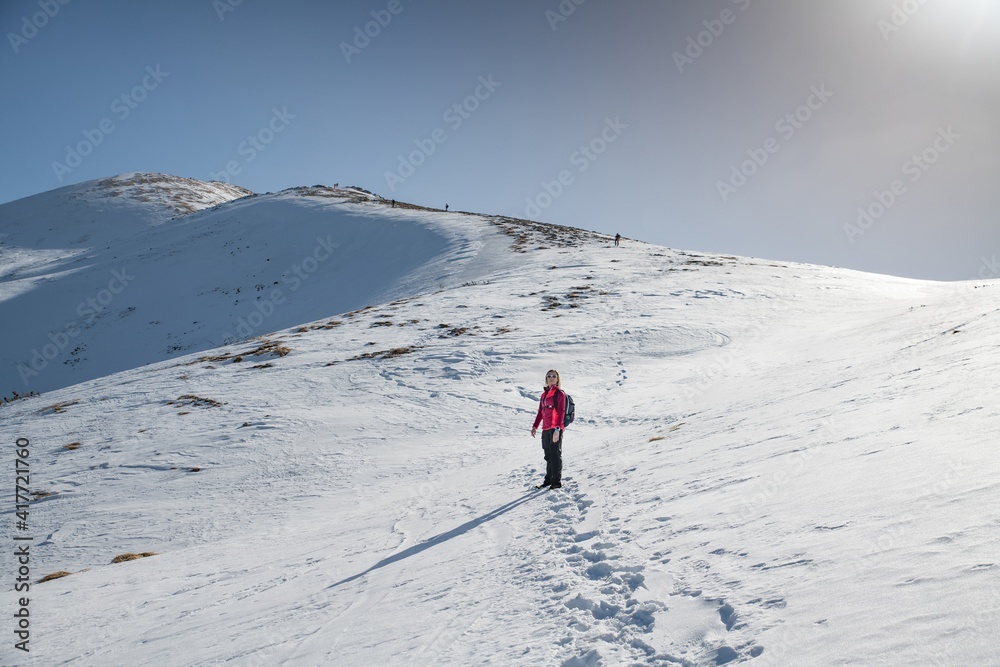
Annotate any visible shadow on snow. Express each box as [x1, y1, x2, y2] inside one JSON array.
[[328, 490, 542, 589]]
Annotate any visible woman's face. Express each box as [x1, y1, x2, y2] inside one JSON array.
[[545, 372, 559, 387]]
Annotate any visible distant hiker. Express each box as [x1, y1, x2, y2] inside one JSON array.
[[445, 203, 449, 211], [391, 199, 396, 208], [531, 369, 566, 489], [614, 233, 621, 246]]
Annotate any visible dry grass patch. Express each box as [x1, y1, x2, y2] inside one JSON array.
[[244, 340, 291, 358], [184, 338, 292, 367], [168, 395, 223, 409], [349, 346, 422, 361], [345, 305, 376, 318], [566, 286, 593, 303], [1, 390, 40, 405], [183, 351, 235, 366], [488, 215, 604, 252], [38, 571, 73, 583], [198, 353, 233, 363], [541, 296, 562, 311], [648, 435, 666, 442], [440, 326, 472, 337], [64, 442, 81, 450], [296, 319, 345, 332], [37, 400, 80, 415], [111, 552, 158, 564]]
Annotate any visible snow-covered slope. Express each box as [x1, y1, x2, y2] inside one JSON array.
[[1, 178, 998, 666], [0, 173, 252, 247], [0, 176, 500, 396]]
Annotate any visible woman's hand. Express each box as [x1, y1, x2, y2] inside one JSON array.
[[553, 429, 560, 443], [531, 428, 537, 438]]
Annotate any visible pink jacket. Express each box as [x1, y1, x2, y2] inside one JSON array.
[[533, 386, 566, 431]]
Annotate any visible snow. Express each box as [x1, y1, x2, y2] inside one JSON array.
[[1, 174, 998, 666], [0, 177, 498, 395]]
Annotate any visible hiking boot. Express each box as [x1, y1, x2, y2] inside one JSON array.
[[549, 483, 562, 489]]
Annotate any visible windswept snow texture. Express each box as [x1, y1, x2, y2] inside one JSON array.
[[2, 176, 999, 666], [0, 175, 496, 395]]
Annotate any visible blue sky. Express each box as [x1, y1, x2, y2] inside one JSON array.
[[2, 0, 998, 280]]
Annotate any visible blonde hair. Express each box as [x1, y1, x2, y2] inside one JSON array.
[[545, 369, 561, 387]]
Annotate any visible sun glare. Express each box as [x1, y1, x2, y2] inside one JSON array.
[[874, 0, 1000, 53], [953, 0, 1000, 54]]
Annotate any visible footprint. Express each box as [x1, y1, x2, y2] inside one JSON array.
[[585, 562, 614, 580], [719, 602, 737, 630], [716, 646, 739, 664]]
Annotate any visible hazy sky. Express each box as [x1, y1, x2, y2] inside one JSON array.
[[2, 0, 998, 280]]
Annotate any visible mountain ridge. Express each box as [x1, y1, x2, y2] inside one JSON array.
[[1, 174, 520, 396]]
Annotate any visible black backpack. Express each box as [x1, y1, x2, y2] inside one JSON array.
[[561, 390, 575, 427]]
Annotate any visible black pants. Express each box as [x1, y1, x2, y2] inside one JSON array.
[[542, 429, 563, 485]]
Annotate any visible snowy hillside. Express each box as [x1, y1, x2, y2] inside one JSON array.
[[1, 176, 998, 666], [0, 175, 500, 396]]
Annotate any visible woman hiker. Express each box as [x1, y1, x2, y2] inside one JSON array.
[[531, 369, 566, 489]]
